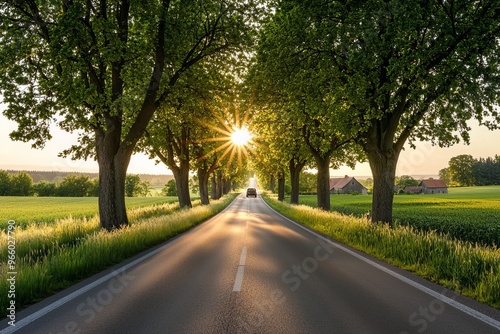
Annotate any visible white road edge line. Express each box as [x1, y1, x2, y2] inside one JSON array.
[[233, 246, 247, 292], [261, 198, 500, 331], [1, 197, 239, 334]]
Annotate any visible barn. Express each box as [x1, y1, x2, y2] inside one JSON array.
[[330, 176, 368, 194], [419, 179, 448, 194]]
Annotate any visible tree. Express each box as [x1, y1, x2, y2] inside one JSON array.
[[34, 181, 57, 197], [88, 179, 100, 197], [395, 175, 419, 188], [125, 175, 141, 197], [138, 180, 151, 197], [299, 171, 316, 194], [10, 172, 34, 196], [448, 154, 476, 186], [251, 3, 363, 210], [257, 0, 500, 223], [0, 171, 12, 196], [1, 1, 257, 230], [57, 175, 93, 197], [439, 168, 453, 187], [163, 179, 177, 196]]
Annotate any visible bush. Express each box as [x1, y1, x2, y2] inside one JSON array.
[[163, 179, 177, 196], [57, 175, 94, 197], [10, 172, 34, 196], [34, 181, 58, 197]]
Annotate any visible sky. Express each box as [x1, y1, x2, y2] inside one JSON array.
[[1, 109, 499, 178]]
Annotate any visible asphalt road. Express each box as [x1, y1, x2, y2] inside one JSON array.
[[2, 193, 500, 333]]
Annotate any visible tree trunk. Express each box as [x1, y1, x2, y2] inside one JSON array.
[[289, 158, 305, 205], [367, 148, 399, 225], [172, 160, 192, 209], [216, 171, 223, 199], [269, 174, 276, 193], [316, 155, 331, 211], [97, 143, 131, 231], [223, 178, 231, 194], [210, 175, 217, 200], [277, 172, 285, 202], [197, 167, 210, 205]]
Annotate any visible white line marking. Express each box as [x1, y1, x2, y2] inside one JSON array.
[[239, 246, 247, 266], [1, 197, 239, 334], [261, 198, 500, 331], [233, 247, 247, 292], [233, 266, 245, 292]]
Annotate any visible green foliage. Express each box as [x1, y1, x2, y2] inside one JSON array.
[[0, 172, 34, 196], [57, 175, 94, 197], [0, 0, 259, 229], [254, 0, 500, 222], [0, 171, 12, 196], [448, 155, 476, 186], [189, 176, 199, 195], [33, 181, 58, 197], [443, 154, 500, 187], [125, 175, 141, 197], [124, 175, 151, 197], [263, 194, 500, 309], [395, 175, 419, 188], [298, 172, 317, 194], [163, 179, 178, 196]]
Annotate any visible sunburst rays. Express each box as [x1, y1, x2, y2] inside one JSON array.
[[197, 108, 257, 167]]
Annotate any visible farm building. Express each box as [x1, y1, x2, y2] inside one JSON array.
[[330, 176, 368, 194], [403, 186, 422, 194], [419, 179, 448, 194]]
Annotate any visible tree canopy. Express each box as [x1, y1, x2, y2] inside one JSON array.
[[0, 0, 258, 229], [251, 0, 500, 223]]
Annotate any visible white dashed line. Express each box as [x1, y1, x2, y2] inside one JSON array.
[[233, 246, 247, 292]]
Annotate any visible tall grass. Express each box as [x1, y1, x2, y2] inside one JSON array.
[[264, 194, 500, 309], [0, 195, 235, 316]]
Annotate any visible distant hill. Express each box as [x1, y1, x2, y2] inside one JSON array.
[[4, 170, 174, 186]]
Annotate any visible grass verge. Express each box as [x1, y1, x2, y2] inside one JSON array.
[[0, 194, 236, 316], [263, 194, 500, 309]]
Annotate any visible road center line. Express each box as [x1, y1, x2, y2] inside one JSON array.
[[233, 246, 247, 292]]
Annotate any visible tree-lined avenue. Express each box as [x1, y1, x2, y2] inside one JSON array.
[[1, 194, 499, 333]]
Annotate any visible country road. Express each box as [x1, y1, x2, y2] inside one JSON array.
[[2, 193, 500, 333]]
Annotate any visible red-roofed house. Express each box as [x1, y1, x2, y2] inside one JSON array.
[[418, 179, 448, 194], [330, 176, 368, 194]]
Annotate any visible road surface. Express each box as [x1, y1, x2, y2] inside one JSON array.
[[2, 193, 500, 333]]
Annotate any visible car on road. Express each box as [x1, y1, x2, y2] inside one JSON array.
[[246, 187, 257, 197]]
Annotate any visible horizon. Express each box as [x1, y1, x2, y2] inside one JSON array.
[[1, 109, 500, 178]]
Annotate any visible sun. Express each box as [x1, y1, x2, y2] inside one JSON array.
[[196, 108, 259, 168], [231, 126, 252, 146]]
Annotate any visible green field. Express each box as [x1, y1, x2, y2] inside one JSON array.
[[0, 196, 179, 229], [295, 186, 500, 246], [0, 194, 236, 316]]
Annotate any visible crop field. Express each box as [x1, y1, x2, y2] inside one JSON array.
[[295, 186, 500, 246], [0, 196, 179, 229]]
